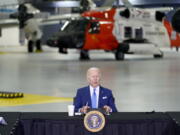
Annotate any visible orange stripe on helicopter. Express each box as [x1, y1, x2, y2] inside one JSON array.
[[163, 18, 180, 48]]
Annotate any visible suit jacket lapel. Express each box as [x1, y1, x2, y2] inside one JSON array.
[[86, 86, 92, 107], [98, 86, 104, 108]]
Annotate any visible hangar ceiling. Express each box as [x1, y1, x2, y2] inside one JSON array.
[[33, 0, 180, 8], [1, 0, 180, 5], [1, 0, 180, 8], [120, 0, 180, 7]]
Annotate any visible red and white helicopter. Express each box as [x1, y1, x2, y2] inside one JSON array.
[[46, 0, 180, 60], [0, 0, 180, 60]]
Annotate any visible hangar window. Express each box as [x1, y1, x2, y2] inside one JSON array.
[[124, 26, 132, 38]]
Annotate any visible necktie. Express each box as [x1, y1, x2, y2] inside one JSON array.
[[91, 88, 97, 108]]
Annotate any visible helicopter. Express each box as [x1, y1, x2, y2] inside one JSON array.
[[46, 1, 180, 60], [0, 1, 81, 53]]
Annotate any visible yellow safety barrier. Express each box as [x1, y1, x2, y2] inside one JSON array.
[[0, 93, 73, 106]]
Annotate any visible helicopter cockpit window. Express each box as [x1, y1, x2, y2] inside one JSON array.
[[61, 19, 88, 32], [89, 22, 100, 34], [124, 26, 132, 38]]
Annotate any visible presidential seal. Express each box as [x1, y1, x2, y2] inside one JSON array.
[[84, 110, 105, 132]]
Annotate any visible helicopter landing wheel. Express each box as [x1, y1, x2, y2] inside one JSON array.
[[115, 51, 124, 60]]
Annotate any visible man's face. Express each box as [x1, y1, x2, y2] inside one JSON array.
[[87, 69, 101, 88]]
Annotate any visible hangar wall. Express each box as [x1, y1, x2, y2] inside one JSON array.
[[0, 0, 18, 5]]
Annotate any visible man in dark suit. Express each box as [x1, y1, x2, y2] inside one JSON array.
[[74, 67, 117, 113]]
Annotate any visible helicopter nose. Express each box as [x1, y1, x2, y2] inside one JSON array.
[[172, 9, 180, 33]]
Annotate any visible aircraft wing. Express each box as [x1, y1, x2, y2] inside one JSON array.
[[0, 10, 80, 26], [0, 19, 18, 26], [0, 13, 19, 26]]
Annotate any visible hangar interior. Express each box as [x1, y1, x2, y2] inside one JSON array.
[[0, 0, 180, 113], [0, 47, 180, 112]]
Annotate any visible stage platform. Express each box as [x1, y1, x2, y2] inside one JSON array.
[[1, 112, 180, 135]]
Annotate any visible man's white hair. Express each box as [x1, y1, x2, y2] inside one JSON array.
[[87, 67, 101, 77]]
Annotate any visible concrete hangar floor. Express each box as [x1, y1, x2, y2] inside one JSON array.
[[0, 45, 180, 112]]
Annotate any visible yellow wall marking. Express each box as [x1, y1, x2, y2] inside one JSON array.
[[0, 93, 73, 106]]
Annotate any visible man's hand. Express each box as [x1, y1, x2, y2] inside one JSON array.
[[103, 105, 111, 114], [80, 106, 90, 114]]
